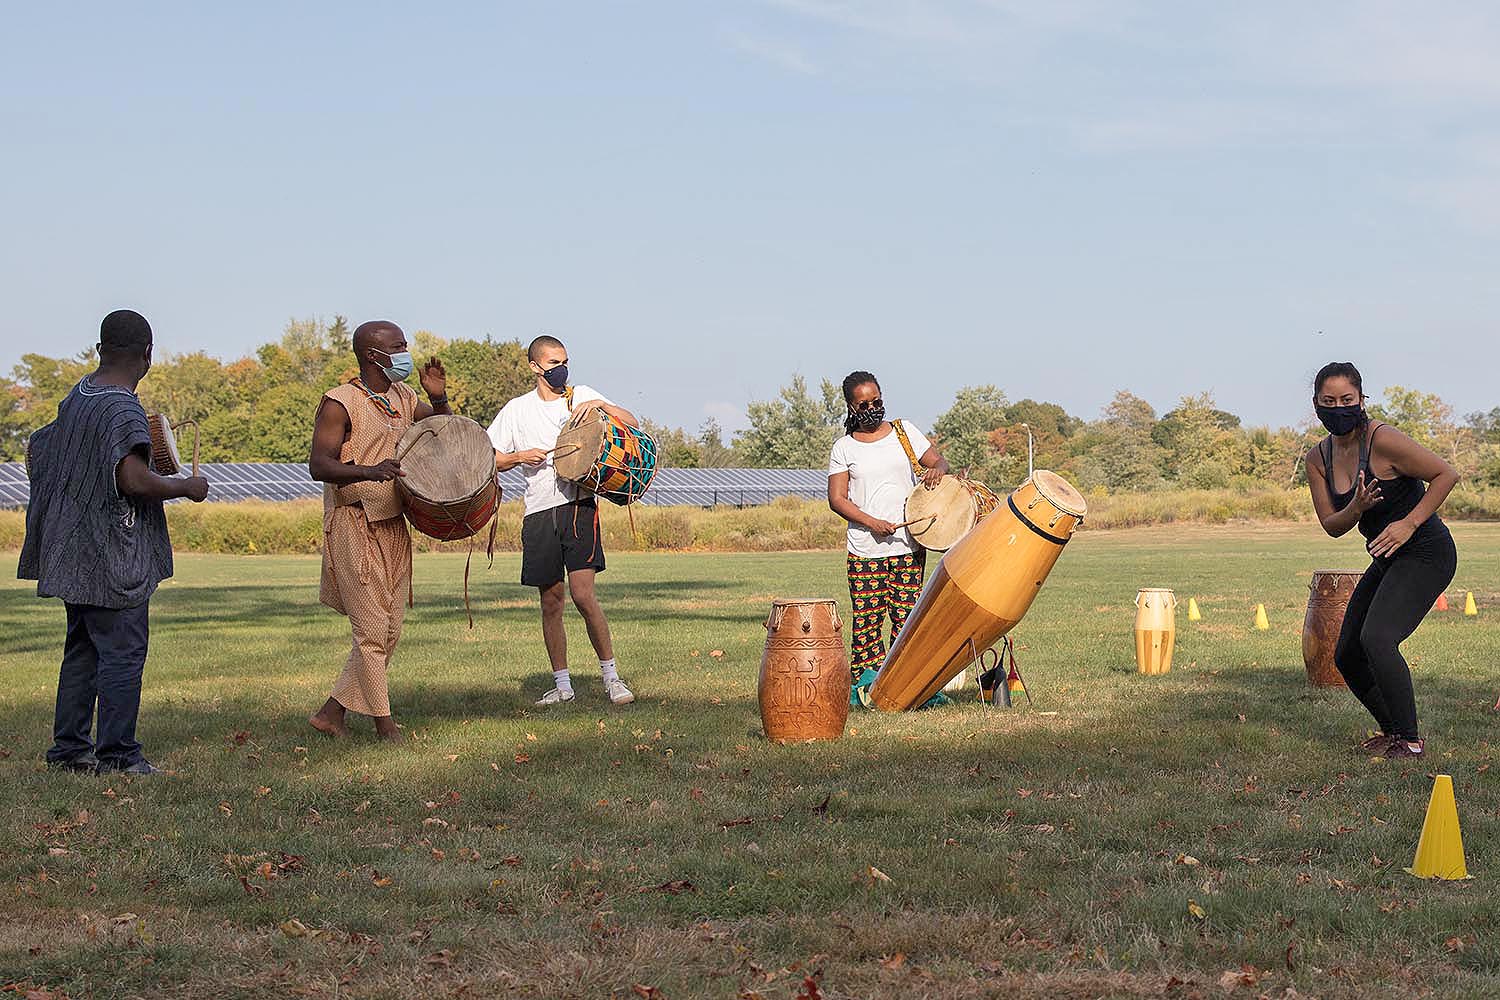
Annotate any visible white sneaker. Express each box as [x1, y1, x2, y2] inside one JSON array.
[[604, 678, 635, 705], [535, 687, 576, 707]]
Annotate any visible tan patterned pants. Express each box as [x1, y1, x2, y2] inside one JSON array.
[[320, 505, 411, 717]]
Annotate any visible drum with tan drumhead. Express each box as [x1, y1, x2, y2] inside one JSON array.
[[1303, 570, 1361, 688], [146, 414, 198, 477], [904, 475, 1001, 552], [871, 471, 1086, 711], [553, 407, 658, 506], [395, 415, 500, 541], [758, 599, 850, 742]]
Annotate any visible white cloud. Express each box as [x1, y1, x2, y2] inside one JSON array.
[[723, 27, 820, 76]]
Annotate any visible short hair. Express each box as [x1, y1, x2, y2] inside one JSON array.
[[99, 309, 152, 358], [528, 335, 565, 362]]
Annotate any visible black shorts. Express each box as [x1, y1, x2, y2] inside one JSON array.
[[521, 501, 605, 587]]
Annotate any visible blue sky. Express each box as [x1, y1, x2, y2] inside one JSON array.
[[3, 1, 1497, 434]]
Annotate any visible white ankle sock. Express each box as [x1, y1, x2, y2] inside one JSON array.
[[553, 669, 574, 694], [599, 658, 619, 683]]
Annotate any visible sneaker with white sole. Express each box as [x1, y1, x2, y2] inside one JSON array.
[[604, 678, 635, 705], [535, 687, 576, 707]]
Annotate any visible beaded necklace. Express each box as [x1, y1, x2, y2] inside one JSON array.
[[350, 377, 401, 418]]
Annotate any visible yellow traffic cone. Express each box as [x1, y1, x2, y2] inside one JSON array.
[[1465, 591, 1478, 617], [1406, 775, 1470, 880], [1253, 604, 1269, 630], [1187, 598, 1201, 622]]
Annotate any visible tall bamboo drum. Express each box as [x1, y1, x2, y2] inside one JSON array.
[[1303, 570, 1361, 688], [870, 471, 1086, 711], [758, 599, 850, 742], [1134, 588, 1177, 675]]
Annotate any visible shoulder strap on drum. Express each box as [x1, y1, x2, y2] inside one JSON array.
[[891, 420, 924, 479], [563, 386, 575, 411]]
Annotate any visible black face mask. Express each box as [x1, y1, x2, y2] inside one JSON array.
[[1315, 403, 1364, 436], [538, 363, 568, 390], [851, 404, 885, 430]]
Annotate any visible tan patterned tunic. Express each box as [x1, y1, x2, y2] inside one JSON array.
[[318, 380, 418, 717]]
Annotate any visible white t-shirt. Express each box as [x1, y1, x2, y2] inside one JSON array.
[[827, 421, 932, 558], [487, 385, 611, 516]]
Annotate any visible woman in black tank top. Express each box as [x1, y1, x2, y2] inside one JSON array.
[[1304, 363, 1459, 760]]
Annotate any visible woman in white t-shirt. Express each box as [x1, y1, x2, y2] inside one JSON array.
[[827, 370, 949, 702]]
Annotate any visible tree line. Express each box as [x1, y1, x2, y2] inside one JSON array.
[[4, 318, 1498, 490]]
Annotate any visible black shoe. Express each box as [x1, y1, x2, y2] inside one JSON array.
[[96, 759, 162, 776], [47, 752, 100, 774]]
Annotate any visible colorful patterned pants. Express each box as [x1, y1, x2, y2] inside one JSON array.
[[847, 551, 926, 679]]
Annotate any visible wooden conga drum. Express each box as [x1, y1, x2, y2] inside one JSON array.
[[1303, 570, 1361, 688], [1134, 588, 1176, 675], [870, 471, 1086, 711], [395, 415, 500, 540], [758, 599, 850, 743], [904, 475, 1001, 552]]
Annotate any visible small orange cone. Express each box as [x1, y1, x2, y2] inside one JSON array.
[[1406, 775, 1470, 880], [1253, 604, 1269, 630], [1465, 592, 1478, 617], [1434, 593, 1450, 612]]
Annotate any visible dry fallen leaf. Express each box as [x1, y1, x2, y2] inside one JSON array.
[[710, 649, 725, 659], [354, 800, 371, 814], [637, 879, 696, 895], [280, 918, 308, 938], [218, 802, 233, 817], [1187, 900, 1206, 920], [526, 733, 538, 742], [1175, 854, 1201, 867], [254, 786, 271, 798], [371, 870, 393, 888], [880, 952, 907, 969], [867, 866, 892, 884], [514, 754, 531, 765]]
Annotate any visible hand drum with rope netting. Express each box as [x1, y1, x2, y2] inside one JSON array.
[[552, 408, 658, 506], [395, 415, 500, 541]]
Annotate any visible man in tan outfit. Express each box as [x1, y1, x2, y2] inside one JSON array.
[[307, 321, 449, 742]]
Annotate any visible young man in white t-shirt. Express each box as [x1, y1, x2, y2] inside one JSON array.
[[488, 336, 637, 707]]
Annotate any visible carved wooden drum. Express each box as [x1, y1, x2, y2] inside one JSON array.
[[1303, 570, 1361, 688], [758, 599, 850, 742]]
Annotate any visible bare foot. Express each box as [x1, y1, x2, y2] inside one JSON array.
[[373, 717, 404, 744], [309, 699, 350, 738]]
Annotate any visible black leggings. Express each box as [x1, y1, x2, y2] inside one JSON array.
[[1333, 528, 1457, 740]]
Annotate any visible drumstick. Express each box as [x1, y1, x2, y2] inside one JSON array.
[[892, 516, 937, 531], [545, 444, 583, 457]]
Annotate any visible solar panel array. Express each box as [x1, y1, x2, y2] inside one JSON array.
[[0, 462, 828, 509]]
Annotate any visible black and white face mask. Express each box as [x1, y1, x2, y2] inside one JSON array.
[[850, 403, 885, 430]]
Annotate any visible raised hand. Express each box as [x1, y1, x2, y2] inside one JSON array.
[[420, 357, 446, 399], [1350, 471, 1383, 514]]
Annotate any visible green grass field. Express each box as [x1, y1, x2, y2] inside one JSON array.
[[2, 524, 1498, 999]]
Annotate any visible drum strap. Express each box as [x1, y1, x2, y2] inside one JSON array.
[[1007, 496, 1070, 545], [891, 420, 924, 480], [563, 386, 575, 411]]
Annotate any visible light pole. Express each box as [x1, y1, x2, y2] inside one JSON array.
[[1020, 422, 1034, 480]]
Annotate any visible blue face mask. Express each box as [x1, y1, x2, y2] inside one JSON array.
[[374, 349, 414, 382], [537, 362, 568, 390]]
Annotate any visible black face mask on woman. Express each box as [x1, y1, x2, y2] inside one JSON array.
[[850, 403, 885, 431], [1315, 403, 1365, 436]]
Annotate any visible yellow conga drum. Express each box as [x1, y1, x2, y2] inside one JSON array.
[[1133, 588, 1176, 675], [869, 471, 1086, 711]]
